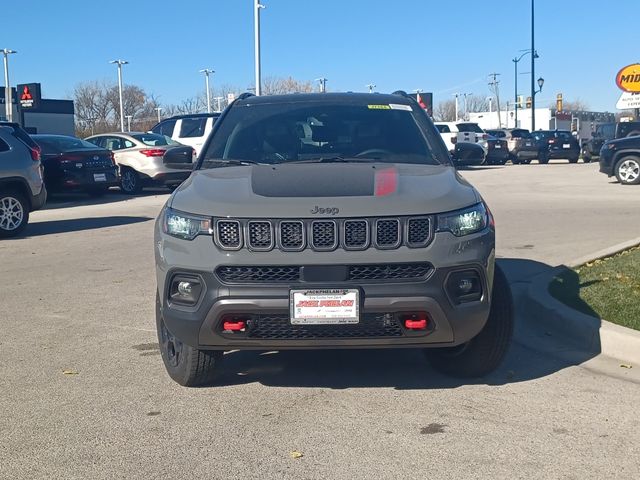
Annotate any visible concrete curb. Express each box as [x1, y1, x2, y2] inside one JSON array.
[[567, 236, 640, 268], [523, 264, 640, 365]]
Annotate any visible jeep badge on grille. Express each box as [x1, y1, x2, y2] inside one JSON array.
[[310, 206, 339, 215]]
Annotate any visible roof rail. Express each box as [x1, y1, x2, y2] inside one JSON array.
[[236, 92, 255, 100]]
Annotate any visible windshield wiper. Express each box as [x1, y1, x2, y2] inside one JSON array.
[[285, 156, 379, 164], [202, 158, 262, 167]]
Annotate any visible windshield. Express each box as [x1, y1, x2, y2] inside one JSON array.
[[456, 123, 484, 133], [201, 102, 446, 167], [34, 136, 103, 153], [130, 133, 178, 146]]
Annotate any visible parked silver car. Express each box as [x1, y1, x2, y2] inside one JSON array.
[[0, 122, 47, 237], [85, 132, 195, 194]]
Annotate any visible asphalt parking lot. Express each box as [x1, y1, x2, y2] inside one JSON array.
[[1, 162, 640, 479]]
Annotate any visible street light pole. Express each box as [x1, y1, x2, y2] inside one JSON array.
[[531, 0, 536, 131], [513, 50, 537, 128], [109, 59, 128, 132], [199, 69, 214, 113], [2, 49, 17, 122], [254, 0, 265, 96]]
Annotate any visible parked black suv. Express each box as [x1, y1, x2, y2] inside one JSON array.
[[599, 136, 640, 185], [582, 121, 640, 163], [532, 130, 580, 164]]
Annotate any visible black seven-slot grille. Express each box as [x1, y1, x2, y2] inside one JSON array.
[[244, 313, 403, 339], [215, 262, 433, 284], [214, 216, 432, 252]]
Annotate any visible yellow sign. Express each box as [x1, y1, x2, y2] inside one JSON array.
[[616, 64, 640, 92], [367, 105, 391, 110]]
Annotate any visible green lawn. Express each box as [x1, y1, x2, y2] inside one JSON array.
[[549, 245, 640, 331]]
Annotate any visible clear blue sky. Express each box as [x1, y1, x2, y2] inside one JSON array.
[[4, 0, 639, 111]]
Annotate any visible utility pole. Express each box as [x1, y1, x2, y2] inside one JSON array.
[[452, 93, 460, 121], [2, 49, 17, 122], [316, 77, 327, 93], [254, 0, 265, 96], [366, 83, 376, 93], [531, 0, 536, 131], [214, 96, 224, 112], [155, 107, 162, 123], [109, 59, 128, 132], [488, 73, 502, 128], [125, 115, 133, 132], [462, 92, 472, 120]]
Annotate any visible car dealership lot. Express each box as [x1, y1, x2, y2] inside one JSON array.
[[1, 163, 640, 479]]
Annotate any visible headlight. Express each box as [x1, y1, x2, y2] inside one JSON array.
[[437, 203, 489, 237], [163, 207, 212, 240]]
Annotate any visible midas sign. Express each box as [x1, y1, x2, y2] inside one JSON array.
[[616, 64, 640, 92]]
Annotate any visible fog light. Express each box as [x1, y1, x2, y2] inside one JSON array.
[[177, 281, 193, 296], [446, 270, 483, 304], [169, 275, 203, 306]]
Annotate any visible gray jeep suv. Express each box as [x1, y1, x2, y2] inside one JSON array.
[[0, 122, 47, 237], [154, 92, 513, 386]]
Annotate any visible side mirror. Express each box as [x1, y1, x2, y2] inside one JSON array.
[[163, 147, 195, 169]]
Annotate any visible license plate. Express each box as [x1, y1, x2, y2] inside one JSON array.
[[563, 144, 570, 148], [93, 173, 107, 182], [525, 142, 532, 146], [495, 145, 501, 149], [290, 289, 359, 325]]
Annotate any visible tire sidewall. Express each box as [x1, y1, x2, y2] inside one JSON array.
[[120, 168, 141, 194]]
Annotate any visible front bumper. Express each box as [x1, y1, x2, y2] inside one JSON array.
[[155, 226, 495, 351], [599, 148, 615, 176]]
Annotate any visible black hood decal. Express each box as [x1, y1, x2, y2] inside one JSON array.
[[251, 164, 377, 197]]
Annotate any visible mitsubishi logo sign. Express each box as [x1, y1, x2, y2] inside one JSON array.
[[17, 83, 41, 109]]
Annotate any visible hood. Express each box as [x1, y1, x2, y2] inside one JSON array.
[[170, 163, 480, 218]]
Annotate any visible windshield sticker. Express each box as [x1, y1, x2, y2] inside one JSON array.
[[367, 104, 391, 110], [389, 104, 412, 111]]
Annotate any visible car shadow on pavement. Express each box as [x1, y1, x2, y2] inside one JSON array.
[[19, 216, 153, 237], [214, 258, 602, 390], [42, 189, 170, 210]]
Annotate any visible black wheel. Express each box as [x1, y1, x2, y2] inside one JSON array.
[[615, 155, 640, 185], [424, 265, 514, 378], [156, 293, 223, 386], [86, 187, 109, 197], [522, 158, 532, 165], [119, 168, 142, 195], [582, 147, 591, 163], [0, 190, 29, 238], [538, 151, 549, 164], [568, 156, 579, 164]]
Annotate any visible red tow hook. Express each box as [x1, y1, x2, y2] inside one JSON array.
[[223, 320, 246, 332], [404, 319, 428, 330]]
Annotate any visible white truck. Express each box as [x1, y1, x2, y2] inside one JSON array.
[[435, 122, 488, 165]]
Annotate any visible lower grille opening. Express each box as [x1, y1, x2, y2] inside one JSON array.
[[244, 313, 404, 339]]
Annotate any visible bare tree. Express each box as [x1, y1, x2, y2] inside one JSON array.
[[549, 98, 590, 111], [434, 99, 456, 122], [465, 95, 489, 113], [262, 76, 314, 95]]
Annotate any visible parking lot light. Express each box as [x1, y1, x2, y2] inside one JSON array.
[[109, 59, 128, 132], [2, 49, 17, 122], [199, 69, 214, 113], [254, 0, 266, 96]]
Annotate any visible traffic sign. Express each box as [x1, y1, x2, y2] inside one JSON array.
[[616, 92, 640, 110]]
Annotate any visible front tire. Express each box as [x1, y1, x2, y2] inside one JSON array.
[[0, 190, 29, 238], [615, 156, 640, 185], [156, 294, 223, 387], [424, 265, 513, 378]]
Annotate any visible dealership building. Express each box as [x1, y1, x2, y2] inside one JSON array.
[[1, 84, 75, 135]]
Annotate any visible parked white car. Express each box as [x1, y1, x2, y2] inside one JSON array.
[[151, 113, 220, 156], [435, 122, 488, 154]]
